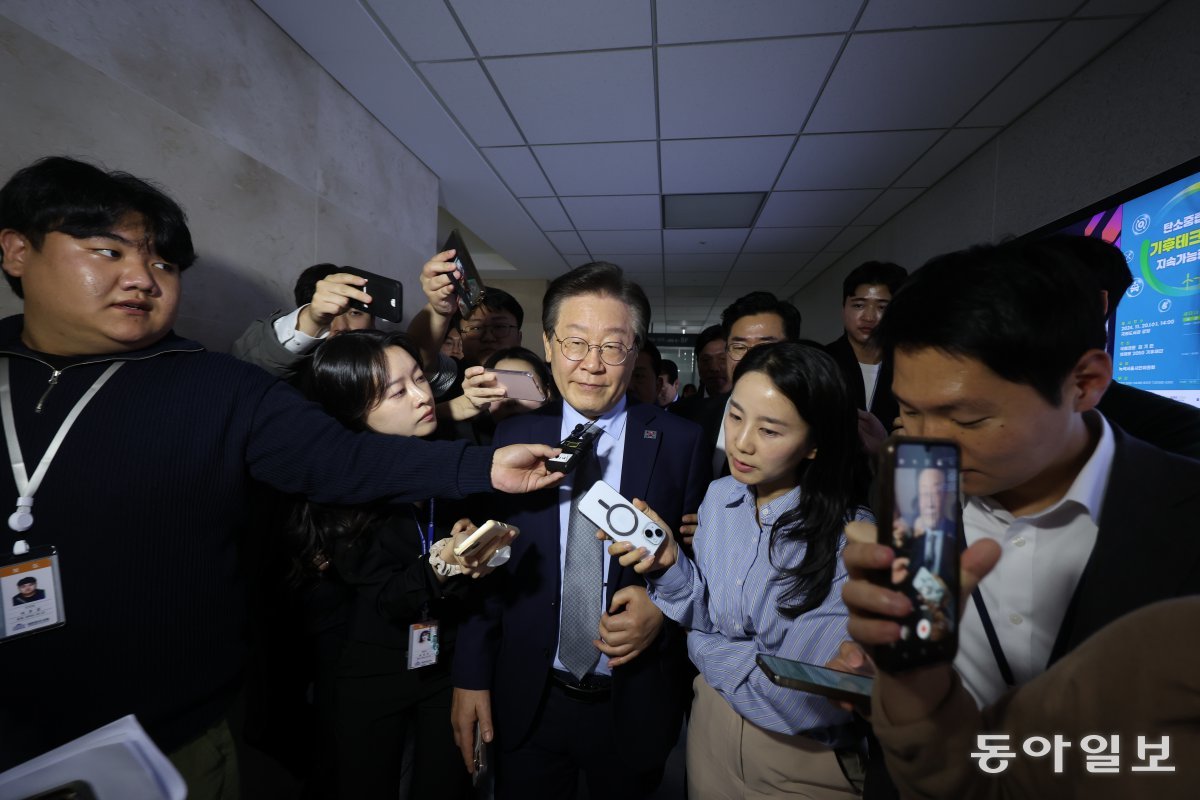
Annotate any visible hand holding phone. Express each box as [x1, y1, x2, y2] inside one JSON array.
[[336, 266, 405, 323], [441, 229, 486, 316], [757, 653, 873, 706]]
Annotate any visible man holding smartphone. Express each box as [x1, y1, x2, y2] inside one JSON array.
[[832, 238, 1200, 795]]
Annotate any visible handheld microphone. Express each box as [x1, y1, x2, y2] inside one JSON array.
[[546, 421, 600, 474]]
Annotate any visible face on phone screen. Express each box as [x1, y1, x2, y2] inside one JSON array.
[[878, 440, 962, 667]]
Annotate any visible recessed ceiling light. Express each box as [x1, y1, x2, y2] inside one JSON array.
[[662, 192, 766, 229]]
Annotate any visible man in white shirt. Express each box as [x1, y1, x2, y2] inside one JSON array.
[[833, 237, 1200, 792]]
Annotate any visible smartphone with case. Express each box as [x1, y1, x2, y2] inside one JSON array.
[[491, 368, 546, 403], [756, 653, 873, 704], [337, 266, 404, 324], [579, 480, 667, 556], [441, 229, 486, 316], [453, 520, 518, 560], [871, 436, 963, 672], [472, 720, 489, 787]]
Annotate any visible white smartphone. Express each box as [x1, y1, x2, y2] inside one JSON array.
[[491, 368, 546, 402], [453, 520, 518, 559], [578, 480, 667, 555]]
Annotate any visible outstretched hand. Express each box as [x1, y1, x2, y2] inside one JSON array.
[[491, 444, 565, 493]]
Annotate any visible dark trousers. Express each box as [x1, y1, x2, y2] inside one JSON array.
[[496, 679, 665, 800], [333, 641, 470, 800]]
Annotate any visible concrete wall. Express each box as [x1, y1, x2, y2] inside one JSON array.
[[0, 0, 438, 351], [792, 0, 1200, 342]]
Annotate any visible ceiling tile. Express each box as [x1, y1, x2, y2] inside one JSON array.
[[449, 0, 650, 56], [660, 136, 794, 193], [419, 60, 523, 146], [667, 270, 735, 288], [546, 230, 588, 254], [521, 197, 573, 230], [857, 0, 1079, 29], [656, 0, 859, 43], [487, 50, 656, 143], [757, 190, 879, 227], [724, 271, 796, 291], [372, 2, 474, 61], [534, 142, 660, 195], [667, 286, 725, 298], [962, 18, 1138, 127], [854, 187, 926, 225], [826, 226, 876, 251], [562, 195, 662, 230], [664, 253, 737, 271], [777, 131, 942, 190], [662, 229, 750, 253], [580, 230, 663, 253], [482, 147, 553, 196], [658, 37, 842, 138], [734, 253, 815, 272], [894, 128, 1000, 187], [1076, 0, 1161, 13], [806, 24, 1055, 132], [592, 253, 663, 270], [744, 227, 841, 252]]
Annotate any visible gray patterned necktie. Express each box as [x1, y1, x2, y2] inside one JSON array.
[[559, 449, 603, 681]]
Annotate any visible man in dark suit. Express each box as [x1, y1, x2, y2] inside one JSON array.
[[824, 261, 907, 444], [892, 467, 958, 585], [452, 263, 709, 799], [833, 237, 1200, 795]]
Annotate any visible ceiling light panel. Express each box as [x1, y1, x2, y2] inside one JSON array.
[[663, 194, 765, 229]]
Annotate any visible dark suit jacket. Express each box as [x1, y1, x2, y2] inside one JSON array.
[[906, 520, 957, 580], [1095, 381, 1200, 460], [824, 334, 898, 430], [452, 401, 710, 770], [1048, 424, 1200, 662]]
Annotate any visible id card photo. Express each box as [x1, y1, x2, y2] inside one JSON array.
[[1, 553, 64, 642]]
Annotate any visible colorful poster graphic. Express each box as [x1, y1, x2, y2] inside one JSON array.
[[1114, 174, 1200, 407]]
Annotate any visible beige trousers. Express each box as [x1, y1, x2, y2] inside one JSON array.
[[686, 675, 860, 800]]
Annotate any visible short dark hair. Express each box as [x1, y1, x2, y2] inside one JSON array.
[[720, 291, 801, 341], [694, 324, 725, 359], [293, 264, 340, 308], [484, 346, 557, 400], [1042, 235, 1131, 321], [876, 240, 1107, 406], [639, 340, 663, 376], [17, 577, 36, 587], [660, 358, 679, 384], [465, 286, 524, 328], [542, 262, 651, 347], [0, 156, 196, 298], [842, 261, 908, 300]]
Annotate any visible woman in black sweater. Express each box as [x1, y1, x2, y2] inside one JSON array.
[[290, 330, 513, 799]]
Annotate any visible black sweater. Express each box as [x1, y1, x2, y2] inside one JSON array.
[[0, 316, 495, 767]]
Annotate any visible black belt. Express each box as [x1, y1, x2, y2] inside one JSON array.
[[550, 669, 612, 702]]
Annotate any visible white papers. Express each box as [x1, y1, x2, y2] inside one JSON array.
[[0, 715, 185, 800]]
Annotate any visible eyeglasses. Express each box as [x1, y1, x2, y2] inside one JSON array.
[[725, 340, 779, 361], [552, 332, 634, 366], [461, 323, 519, 337]]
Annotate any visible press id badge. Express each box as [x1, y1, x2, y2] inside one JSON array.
[[1, 546, 65, 642], [407, 620, 439, 669]]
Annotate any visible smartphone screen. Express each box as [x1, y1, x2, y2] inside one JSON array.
[[756, 653, 873, 702], [872, 437, 962, 672]]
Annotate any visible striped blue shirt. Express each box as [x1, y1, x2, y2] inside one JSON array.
[[648, 476, 871, 741]]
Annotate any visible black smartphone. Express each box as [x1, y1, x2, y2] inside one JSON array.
[[441, 229, 486, 316], [336, 266, 404, 324], [871, 436, 962, 672], [472, 720, 489, 787], [756, 653, 873, 704]]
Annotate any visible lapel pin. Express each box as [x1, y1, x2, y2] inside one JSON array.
[[643, 430, 658, 439]]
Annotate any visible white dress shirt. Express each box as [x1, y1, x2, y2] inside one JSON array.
[[956, 412, 1115, 706]]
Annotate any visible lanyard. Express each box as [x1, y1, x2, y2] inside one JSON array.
[[413, 497, 436, 555], [0, 358, 124, 550], [956, 530, 1016, 688]]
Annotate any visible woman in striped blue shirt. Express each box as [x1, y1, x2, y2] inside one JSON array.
[[609, 342, 871, 799]]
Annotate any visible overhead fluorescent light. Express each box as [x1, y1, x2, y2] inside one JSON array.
[[662, 192, 766, 229]]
